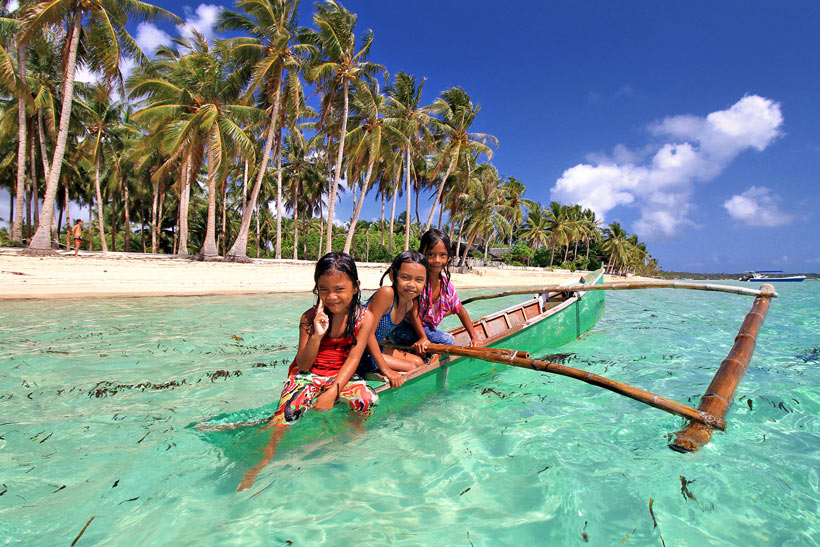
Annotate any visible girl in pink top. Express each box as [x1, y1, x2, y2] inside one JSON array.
[[389, 229, 481, 353]]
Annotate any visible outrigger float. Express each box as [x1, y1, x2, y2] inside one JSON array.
[[198, 269, 776, 454]]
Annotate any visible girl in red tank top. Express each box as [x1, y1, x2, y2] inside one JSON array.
[[239, 253, 378, 490]]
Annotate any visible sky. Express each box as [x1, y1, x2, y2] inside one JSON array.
[[3, 0, 819, 273]]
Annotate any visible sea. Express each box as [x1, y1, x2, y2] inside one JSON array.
[[1, 280, 818, 545]]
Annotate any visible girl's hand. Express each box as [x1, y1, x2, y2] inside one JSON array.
[[313, 385, 337, 411], [468, 336, 479, 348], [385, 369, 405, 388], [412, 337, 430, 355], [313, 300, 329, 338]]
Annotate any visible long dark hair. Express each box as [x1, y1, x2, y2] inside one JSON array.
[[419, 228, 453, 281], [380, 250, 428, 305], [312, 252, 363, 342]]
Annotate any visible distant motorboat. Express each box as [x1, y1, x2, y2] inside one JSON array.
[[739, 270, 806, 282]]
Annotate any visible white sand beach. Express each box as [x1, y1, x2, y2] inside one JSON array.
[[0, 249, 635, 300]]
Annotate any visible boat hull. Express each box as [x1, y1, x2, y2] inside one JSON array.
[[195, 270, 606, 460], [747, 276, 805, 282]]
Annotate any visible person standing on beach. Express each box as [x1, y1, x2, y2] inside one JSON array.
[[71, 220, 83, 256]]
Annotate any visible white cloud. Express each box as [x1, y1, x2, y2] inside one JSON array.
[[551, 95, 783, 239], [178, 4, 223, 41], [135, 22, 173, 57], [723, 186, 793, 227]]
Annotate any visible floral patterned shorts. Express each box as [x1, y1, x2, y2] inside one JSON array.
[[271, 371, 378, 426]]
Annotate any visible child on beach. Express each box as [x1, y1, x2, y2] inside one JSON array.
[[390, 229, 481, 352], [71, 220, 83, 256], [238, 252, 377, 490], [359, 251, 428, 388]]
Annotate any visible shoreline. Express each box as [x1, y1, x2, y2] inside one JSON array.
[[0, 248, 643, 300]]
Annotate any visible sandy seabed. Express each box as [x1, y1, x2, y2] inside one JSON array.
[[0, 248, 627, 300]]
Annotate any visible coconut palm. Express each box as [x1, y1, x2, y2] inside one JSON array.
[[341, 77, 401, 253], [519, 202, 551, 251], [75, 82, 127, 251], [219, 0, 310, 260], [20, 0, 178, 250], [453, 163, 511, 268], [602, 221, 630, 274], [130, 34, 260, 258], [424, 87, 497, 232], [304, 0, 384, 253]]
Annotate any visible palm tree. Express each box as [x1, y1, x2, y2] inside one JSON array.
[[130, 34, 260, 258], [519, 202, 551, 252], [602, 221, 630, 274], [500, 176, 532, 247], [384, 71, 432, 251], [453, 163, 511, 268], [341, 77, 400, 253], [424, 87, 497, 232], [21, 0, 178, 250], [282, 129, 324, 259], [304, 0, 384, 253], [545, 201, 571, 268], [75, 82, 125, 251], [220, 0, 308, 260]]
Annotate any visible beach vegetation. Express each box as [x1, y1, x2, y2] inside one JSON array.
[[0, 0, 659, 276]]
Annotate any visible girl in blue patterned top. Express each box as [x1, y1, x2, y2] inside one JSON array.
[[358, 251, 427, 388]]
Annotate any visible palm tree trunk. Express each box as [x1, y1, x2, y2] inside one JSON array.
[[25, 176, 31, 241], [157, 185, 166, 251], [178, 155, 192, 255], [94, 155, 108, 252], [64, 186, 71, 249], [37, 110, 50, 180], [30, 130, 39, 227], [343, 153, 376, 254], [124, 182, 130, 252], [12, 43, 27, 243], [228, 73, 282, 260], [87, 207, 92, 250], [151, 178, 159, 253], [275, 129, 283, 259], [388, 156, 401, 255], [424, 152, 458, 232], [139, 203, 146, 253], [110, 199, 118, 252], [255, 200, 261, 258], [404, 146, 411, 251], [292, 184, 299, 260], [200, 134, 220, 257], [325, 80, 350, 254], [459, 229, 478, 268], [455, 219, 465, 261], [380, 192, 385, 246], [242, 159, 248, 211], [29, 10, 82, 250], [220, 178, 227, 257]]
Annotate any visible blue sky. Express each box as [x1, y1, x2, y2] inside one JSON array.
[[4, 1, 819, 273]]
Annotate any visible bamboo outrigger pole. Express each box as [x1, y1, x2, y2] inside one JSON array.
[[669, 284, 774, 453], [461, 280, 778, 306], [418, 343, 727, 431]]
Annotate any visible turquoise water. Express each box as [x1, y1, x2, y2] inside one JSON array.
[[1, 282, 819, 545]]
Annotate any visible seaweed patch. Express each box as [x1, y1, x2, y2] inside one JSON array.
[[680, 476, 697, 501]]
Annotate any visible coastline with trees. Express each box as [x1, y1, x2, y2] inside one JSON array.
[[1, 0, 658, 279]]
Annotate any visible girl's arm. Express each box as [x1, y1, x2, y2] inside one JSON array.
[[294, 301, 329, 372], [456, 305, 480, 347], [409, 305, 430, 355], [313, 308, 377, 409]]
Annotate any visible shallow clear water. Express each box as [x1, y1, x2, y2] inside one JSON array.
[[1, 282, 819, 545]]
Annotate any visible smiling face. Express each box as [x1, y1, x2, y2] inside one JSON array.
[[424, 240, 450, 277], [392, 261, 427, 302], [316, 270, 358, 316]]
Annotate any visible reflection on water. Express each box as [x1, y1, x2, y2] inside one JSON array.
[[1, 283, 819, 544]]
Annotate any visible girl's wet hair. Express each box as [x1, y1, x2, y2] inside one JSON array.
[[380, 250, 428, 303], [419, 229, 453, 280], [312, 252, 363, 342]]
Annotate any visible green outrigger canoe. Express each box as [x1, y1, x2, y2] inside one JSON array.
[[196, 268, 605, 437]]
